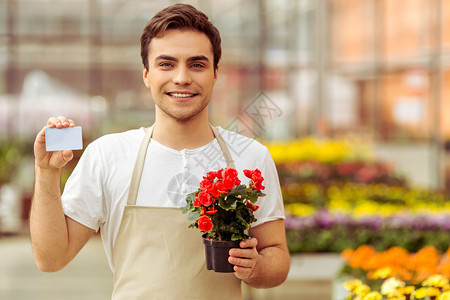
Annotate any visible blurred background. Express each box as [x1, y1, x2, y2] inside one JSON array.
[[0, 0, 449, 299]]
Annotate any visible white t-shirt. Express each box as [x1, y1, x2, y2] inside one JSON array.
[[61, 126, 285, 271]]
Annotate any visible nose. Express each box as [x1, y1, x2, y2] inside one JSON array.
[[172, 66, 192, 85]]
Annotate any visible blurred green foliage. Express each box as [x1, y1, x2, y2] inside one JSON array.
[[0, 141, 26, 186]]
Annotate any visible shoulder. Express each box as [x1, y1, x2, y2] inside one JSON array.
[[216, 126, 269, 156], [95, 128, 143, 144], [85, 128, 144, 159]]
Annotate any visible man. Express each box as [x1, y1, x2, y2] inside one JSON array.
[[31, 4, 290, 299]]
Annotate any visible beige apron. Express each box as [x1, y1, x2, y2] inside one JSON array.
[[111, 125, 242, 300]]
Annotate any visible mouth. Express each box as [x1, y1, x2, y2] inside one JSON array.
[[167, 92, 198, 99]]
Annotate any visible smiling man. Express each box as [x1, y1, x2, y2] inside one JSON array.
[[143, 29, 218, 149], [30, 4, 290, 299]]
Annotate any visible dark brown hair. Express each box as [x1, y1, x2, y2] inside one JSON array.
[[140, 3, 221, 71]]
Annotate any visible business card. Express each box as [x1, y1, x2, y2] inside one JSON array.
[[45, 126, 83, 151]]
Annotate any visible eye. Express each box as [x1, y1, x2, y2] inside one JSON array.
[[191, 63, 205, 69], [159, 62, 173, 68]]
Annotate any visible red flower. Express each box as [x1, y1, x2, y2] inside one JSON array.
[[252, 181, 265, 191], [206, 205, 218, 215], [215, 178, 235, 194], [183, 168, 266, 241], [222, 168, 240, 183], [199, 206, 207, 216], [208, 183, 220, 198], [196, 191, 213, 207], [205, 171, 219, 181], [244, 169, 262, 181], [193, 198, 201, 207], [223, 178, 236, 190], [197, 215, 213, 232], [244, 169, 255, 179], [247, 201, 259, 211], [244, 169, 265, 191], [215, 168, 224, 179], [200, 179, 213, 191]]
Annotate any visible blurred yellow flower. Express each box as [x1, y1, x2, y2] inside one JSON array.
[[386, 296, 406, 300], [363, 291, 382, 300], [415, 287, 441, 298], [266, 136, 372, 164], [372, 267, 392, 279], [282, 181, 450, 219], [414, 287, 428, 299], [354, 284, 371, 297], [423, 274, 449, 288], [398, 286, 415, 296], [342, 246, 450, 300], [381, 277, 405, 297], [284, 203, 316, 217], [344, 279, 364, 293], [439, 291, 450, 300], [428, 287, 443, 297]]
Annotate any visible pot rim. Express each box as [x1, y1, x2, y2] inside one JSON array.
[[202, 235, 242, 247]]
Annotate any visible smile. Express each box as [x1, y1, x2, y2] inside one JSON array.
[[167, 92, 197, 98]]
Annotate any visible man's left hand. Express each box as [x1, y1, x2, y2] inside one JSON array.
[[228, 238, 259, 280]]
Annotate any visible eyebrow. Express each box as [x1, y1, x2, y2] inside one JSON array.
[[187, 55, 210, 63], [154, 54, 210, 63]]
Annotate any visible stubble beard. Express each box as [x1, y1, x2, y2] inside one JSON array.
[[156, 97, 210, 123]]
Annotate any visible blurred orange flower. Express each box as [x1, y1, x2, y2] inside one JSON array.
[[342, 245, 450, 285]]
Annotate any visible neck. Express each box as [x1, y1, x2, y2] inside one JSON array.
[[150, 116, 214, 151]]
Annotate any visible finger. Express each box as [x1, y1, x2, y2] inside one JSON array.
[[233, 265, 253, 280], [228, 256, 255, 268], [34, 127, 48, 148], [47, 116, 73, 128], [62, 150, 74, 163], [53, 150, 74, 168], [240, 238, 258, 249], [47, 117, 59, 128], [56, 116, 71, 127], [37, 126, 47, 137], [47, 117, 65, 128], [229, 248, 258, 261]]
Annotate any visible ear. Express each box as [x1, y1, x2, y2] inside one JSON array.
[[213, 65, 219, 83], [143, 65, 150, 88]]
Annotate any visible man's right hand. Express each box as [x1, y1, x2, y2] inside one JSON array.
[[34, 116, 76, 170], [31, 116, 95, 272]]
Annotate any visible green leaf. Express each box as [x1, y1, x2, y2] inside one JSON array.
[[187, 210, 200, 221], [236, 214, 250, 229], [219, 195, 238, 210], [229, 185, 246, 195], [185, 192, 197, 203], [231, 233, 247, 241], [181, 205, 189, 214]]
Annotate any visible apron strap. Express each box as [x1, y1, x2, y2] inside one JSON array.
[[127, 125, 154, 205], [210, 125, 236, 169], [126, 124, 236, 206]]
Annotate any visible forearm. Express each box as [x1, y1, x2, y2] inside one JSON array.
[[30, 167, 70, 271], [244, 245, 290, 288]]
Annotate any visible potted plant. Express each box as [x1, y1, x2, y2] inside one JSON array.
[[182, 168, 265, 272]]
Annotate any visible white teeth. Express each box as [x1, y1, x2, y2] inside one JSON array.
[[170, 93, 194, 98]]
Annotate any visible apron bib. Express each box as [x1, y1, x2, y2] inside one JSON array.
[[111, 125, 242, 300]]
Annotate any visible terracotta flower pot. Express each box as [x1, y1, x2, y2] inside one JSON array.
[[202, 237, 241, 273]]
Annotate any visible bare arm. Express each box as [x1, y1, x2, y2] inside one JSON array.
[[229, 219, 290, 288], [30, 117, 95, 272]]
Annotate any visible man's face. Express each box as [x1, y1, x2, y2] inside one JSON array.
[[143, 29, 218, 122]]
